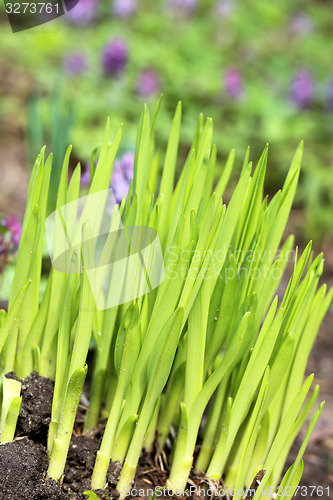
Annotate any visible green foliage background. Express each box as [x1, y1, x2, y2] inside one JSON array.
[[0, 0, 332, 240]]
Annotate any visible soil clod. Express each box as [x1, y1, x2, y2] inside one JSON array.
[[5, 371, 54, 439]]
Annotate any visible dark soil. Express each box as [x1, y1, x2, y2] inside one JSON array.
[[1, 367, 332, 500], [0, 372, 241, 500], [0, 434, 122, 500], [0, 437, 62, 500], [0, 372, 123, 500], [5, 371, 54, 438]]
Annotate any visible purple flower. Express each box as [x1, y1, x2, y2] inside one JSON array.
[[224, 68, 244, 99], [80, 165, 91, 187], [290, 69, 314, 108], [112, 0, 137, 17], [111, 152, 134, 203], [137, 69, 161, 97], [168, 0, 197, 11], [64, 52, 87, 75], [214, 0, 235, 18], [1, 215, 22, 250], [102, 39, 128, 76], [66, 0, 97, 25], [167, 0, 197, 12], [80, 153, 134, 204], [289, 13, 313, 36]]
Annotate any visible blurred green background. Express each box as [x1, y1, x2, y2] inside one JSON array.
[[0, 0, 332, 243]]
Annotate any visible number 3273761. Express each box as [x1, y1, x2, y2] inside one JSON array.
[[5, 3, 60, 14]]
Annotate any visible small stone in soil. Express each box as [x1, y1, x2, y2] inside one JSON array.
[[65, 471, 74, 483], [71, 481, 80, 492], [110, 488, 120, 497]]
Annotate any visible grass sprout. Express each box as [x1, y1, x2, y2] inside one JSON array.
[[0, 102, 331, 499]]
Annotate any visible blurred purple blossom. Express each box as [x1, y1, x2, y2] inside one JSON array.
[[81, 165, 91, 187], [289, 13, 313, 36], [66, 0, 97, 25], [111, 152, 134, 203], [224, 68, 244, 99], [112, 0, 137, 17], [102, 39, 128, 76], [168, 0, 197, 11], [214, 0, 236, 18], [80, 153, 134, 204], [137, 69, 161, 97], [64, 52, 87, 75], [290, 69, 314, 108], [1, 215, 22, 250]]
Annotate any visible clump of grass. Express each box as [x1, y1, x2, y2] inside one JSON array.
[[0, 102, 331, 499]]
